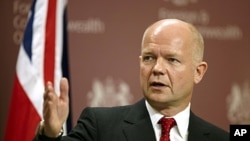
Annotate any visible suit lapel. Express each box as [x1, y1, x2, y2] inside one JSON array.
[[122, 99, 156, 141], [121, 101, 214, 141], [188, 111, 211, 141]]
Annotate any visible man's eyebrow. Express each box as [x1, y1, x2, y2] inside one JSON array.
[[142, 51, 152, 54], [141, 48, 154, 53], [141, 51, 155, 56]]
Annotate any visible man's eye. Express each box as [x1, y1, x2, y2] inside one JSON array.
[[143, 56, 154, 62], [168, 58, 179, 63]]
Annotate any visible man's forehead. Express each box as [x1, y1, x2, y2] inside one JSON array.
[[141, 45, 181, 55]]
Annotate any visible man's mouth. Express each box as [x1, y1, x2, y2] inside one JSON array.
[[150, 82, 166, 87]]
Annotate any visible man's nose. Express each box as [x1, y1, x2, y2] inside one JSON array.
[[152, 58, 165, 75]]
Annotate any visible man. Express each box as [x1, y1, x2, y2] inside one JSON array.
[[34, 19, 229, 141]]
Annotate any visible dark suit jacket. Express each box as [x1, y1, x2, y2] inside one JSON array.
[[35, 98, 229, 141]]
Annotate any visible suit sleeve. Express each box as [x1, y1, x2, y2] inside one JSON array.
[[33, 107, 98, 141]]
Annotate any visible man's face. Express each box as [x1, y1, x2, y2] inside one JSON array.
[[139, 26, 197, 109]]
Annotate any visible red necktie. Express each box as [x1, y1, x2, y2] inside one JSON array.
[[158, 117, 176, 141]]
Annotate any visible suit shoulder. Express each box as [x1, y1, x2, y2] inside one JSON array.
[[189, 112, 229, 141], [79, 104, 132, 121], [79, 99, 145, 120]]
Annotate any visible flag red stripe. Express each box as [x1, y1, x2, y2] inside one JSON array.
[[4, 74, 41, 141], [44, 0, 57, 84]]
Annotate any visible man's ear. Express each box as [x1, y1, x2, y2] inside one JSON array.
[[194, 61, 208, 84], [139, 56, 142, 63]]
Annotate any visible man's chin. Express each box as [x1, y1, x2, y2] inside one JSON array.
[[146, 95, 171, 104], [147, 98, 173, 110]]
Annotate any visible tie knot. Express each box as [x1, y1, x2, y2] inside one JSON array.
[[158, 117, 176, 135]]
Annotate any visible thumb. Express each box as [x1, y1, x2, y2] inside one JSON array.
[[59, 77, 69, 101]]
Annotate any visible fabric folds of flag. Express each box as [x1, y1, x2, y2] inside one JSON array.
[[4, 0, 71, 140]]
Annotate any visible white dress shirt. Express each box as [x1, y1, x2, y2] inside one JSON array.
[[145, 100, 190, 141]]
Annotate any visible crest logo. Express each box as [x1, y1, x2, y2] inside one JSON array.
[[226, 81, 250, 124], [163, 0, 198, 7], [87, 76, 133, 107]]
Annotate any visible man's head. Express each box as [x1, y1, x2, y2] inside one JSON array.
[[139, 19, 208, 115]]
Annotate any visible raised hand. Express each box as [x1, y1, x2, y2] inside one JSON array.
[[43, 77, 69, 137]]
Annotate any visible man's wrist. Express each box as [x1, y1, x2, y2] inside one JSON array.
[[38, 120, 64, 138]]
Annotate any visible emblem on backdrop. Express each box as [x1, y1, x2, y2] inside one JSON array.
[[87, 76, 133, 107], [226, 81, 250, 124], [163, 0, 198, 7]]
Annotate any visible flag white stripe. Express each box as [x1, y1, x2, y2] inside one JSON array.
[[54, 0, 65, 94]]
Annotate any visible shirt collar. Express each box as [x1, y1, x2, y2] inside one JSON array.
[[145, 100, 190, 138]]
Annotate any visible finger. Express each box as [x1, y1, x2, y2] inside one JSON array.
[[43, 94, 58, 120], [43, 92, 57, 107], [43, 100, 55, 114], [43, 82, 58, 117], [59, 77, 69, 102], [43, 102, 49, 119], [44, 81, 52, 92], [47, 81, 55, 93], [44, 81, 53, 99]]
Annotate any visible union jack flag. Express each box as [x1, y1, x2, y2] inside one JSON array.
[[4, 0, 71, 140]]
